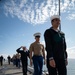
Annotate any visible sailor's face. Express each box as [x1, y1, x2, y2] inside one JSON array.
[[52, 18, 60, 27], [23, 47, 26, 50]]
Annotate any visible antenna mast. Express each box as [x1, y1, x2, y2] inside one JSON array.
[[59, 0, 61, 31]]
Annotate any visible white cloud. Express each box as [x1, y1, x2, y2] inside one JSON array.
[[67, 14, 75, 20], [1, 0, 75, 24], [19, 0, 27, 8]]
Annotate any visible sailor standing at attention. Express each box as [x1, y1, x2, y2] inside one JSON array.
[[44, 15, 68, 75]]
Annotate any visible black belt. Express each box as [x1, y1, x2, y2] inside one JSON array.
[[33, 55, 42, 56]]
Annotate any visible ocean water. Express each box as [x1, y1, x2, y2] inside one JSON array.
[[67, 59, 75, 75], [28, 59, 75, 75]]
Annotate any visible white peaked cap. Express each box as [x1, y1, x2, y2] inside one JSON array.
[[33, 32, 41, 37], [50, 15, 60, 21]]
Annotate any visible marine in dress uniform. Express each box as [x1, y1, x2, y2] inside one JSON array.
[[44, 15, 68, 75], [29, 32, 46, 75]]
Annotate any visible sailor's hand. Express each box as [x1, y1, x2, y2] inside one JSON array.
[[21, 46, 23, 48], [49, 59, 56, 68], [65, 59, 68, 66], [44, 59, 46, 65]]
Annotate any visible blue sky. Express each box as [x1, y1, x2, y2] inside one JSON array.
[[0, 0, 75, 59]]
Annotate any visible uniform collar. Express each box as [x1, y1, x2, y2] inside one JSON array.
[[50, 27, 60, 32]]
